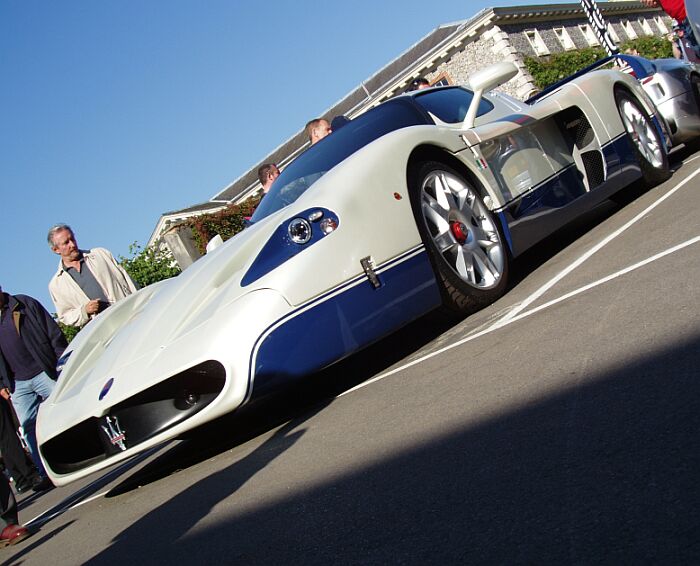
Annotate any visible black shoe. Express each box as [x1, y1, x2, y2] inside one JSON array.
[[31, 476, 53, 493]]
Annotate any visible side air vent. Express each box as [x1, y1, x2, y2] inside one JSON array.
[[559, 107, 605, 191], [581, 150, 605, 189]]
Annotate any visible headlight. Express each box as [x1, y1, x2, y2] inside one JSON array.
[[288, 218, 312, 244]]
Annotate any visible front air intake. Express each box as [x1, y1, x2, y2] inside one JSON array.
[[41, 360, 226, 475]]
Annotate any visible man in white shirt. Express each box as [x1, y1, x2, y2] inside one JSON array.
[[48, 224, 138, 327]]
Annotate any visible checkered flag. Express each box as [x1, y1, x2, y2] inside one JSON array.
[[580, 0, 619, 56]]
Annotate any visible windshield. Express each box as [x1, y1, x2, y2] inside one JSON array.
[[251, 99, 429, 221]]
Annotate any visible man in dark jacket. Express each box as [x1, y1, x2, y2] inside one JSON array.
[[0, 286, 66, 481]]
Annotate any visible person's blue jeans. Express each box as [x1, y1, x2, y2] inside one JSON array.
[[11, 372, 55, 477]]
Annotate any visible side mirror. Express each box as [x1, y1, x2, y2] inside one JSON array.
[[462, 62, 518, 130]]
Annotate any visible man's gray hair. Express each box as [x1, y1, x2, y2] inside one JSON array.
[[47, 223, 73, 247]]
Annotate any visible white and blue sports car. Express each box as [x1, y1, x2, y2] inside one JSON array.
[[38, 62, 671, 485]]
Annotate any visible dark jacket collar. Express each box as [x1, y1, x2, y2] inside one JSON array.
[[0, 292, 17, 313]]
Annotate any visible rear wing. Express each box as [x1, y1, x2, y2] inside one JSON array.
[[526, 55, 657, 104]]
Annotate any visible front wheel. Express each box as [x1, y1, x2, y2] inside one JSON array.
[[409, 161, 509, 316], [615, 88, 671, 188]]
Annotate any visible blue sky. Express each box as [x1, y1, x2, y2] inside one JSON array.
[[1, 0, 563, 311]]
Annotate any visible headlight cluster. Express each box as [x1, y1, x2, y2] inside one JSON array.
[[287, 209, 338, 245], [242, 207, 340, 286]]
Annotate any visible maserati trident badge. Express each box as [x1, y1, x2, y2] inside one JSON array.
[[100, 415, 127, 452]]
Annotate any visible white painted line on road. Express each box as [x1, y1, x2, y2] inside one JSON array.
[[340, 232, 700, 397], [491, 166, 700, 330], [339, 166, 700, 398], [499, 233, 700, 326], [338, 323, 497, 397], [64, 490, 110, 510]]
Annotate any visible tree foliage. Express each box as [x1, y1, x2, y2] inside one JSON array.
[[619, 36, 674, 60], [526, 47, 607, 90], [119, 242, 182, 288], [57, 320, 80, 343]]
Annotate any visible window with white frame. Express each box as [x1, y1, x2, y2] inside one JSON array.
[[428, 72, 453, 88], [653, 15, 668, 34], [579, 24, 599, 46], [525, 29, 550, 55], [622, 19, 638, 39], [607, 23, 620, 44], [554, 27, 575, 50], [638, 17, 654, 36]]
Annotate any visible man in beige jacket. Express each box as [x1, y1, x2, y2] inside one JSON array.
[[48, 224, 139, 327]]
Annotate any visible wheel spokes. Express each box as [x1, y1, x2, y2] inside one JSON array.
[[420, 169, 504, 289], [433, 172, 459, 212], [619, 99, 662, 168], [453, 245, 500, 287]]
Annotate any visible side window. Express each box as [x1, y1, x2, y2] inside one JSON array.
[[638, 17, 654, 36], [622, 19, 638, 40], [654, 15, 668, 34], [607, 23, 620, 44]]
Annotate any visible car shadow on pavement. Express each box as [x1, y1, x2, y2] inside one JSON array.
[[86, 329, 700, 565]]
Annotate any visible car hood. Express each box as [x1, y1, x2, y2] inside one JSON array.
[[49, 215, 288, 411]]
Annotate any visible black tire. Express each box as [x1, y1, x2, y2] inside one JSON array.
[[408, 160, 509, 316], [615, 88, 671, 188]]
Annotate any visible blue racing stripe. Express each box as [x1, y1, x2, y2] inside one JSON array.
[[247, 248, 440, 398]]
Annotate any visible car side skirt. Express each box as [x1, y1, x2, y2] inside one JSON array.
[[247, 246, 441, 399]]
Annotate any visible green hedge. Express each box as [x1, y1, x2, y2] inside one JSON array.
[[619, 36, 674, 60], [525, 37, 675, 90]]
